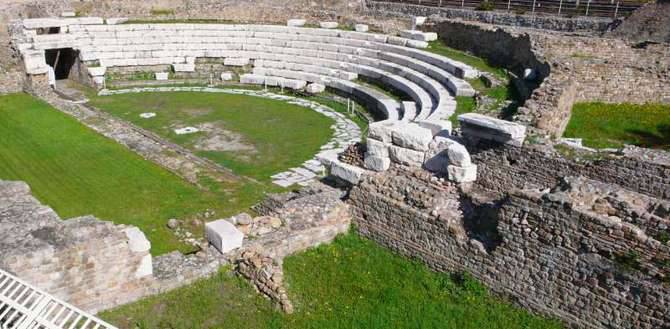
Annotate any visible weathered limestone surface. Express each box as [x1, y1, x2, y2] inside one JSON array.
[[206, 219, 244, 253]]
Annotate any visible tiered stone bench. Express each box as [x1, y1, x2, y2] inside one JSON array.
[[19, 20, 477, 125], [16, 18, 480, 184]]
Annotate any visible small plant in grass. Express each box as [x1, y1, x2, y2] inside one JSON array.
[[476, 0, 496, 11], [654, 231, 670, 244]]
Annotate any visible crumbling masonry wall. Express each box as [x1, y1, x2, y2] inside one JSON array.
[[0, 180, 152, 313], [433, 20, 670, 138], [350, 170, 670, 329]]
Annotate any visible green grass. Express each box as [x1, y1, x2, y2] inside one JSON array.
[[101, 232, 563, 329], [0, 93, 272, 255], [564, 102, 670, 149], [88, 91, 334, 181]]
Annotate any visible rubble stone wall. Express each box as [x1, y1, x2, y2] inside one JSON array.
[[0, 180, 152, 313], [368, 1, 614, 32], [470, 142, 670, 200], [434, 20, 670, 137], [349, 170, 670, 329]]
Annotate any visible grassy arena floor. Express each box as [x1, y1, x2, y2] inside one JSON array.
[[101, 232, 563, 329], [564, 102, 670, 149], [0, 93, 271, 255], [87, 91, 334, 181]]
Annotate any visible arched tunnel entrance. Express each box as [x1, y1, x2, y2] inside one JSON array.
[[44, 48, 79, 80]]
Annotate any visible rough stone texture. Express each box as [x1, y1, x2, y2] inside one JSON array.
[[434, 19, 670, 138], [236, 250, 294, 313], [469, 141, 670, 201], [459, 113, 526, 147], [0, 180, 152, 313], [368, 2, 615, 32], [350, 169, 670, 329], [609, 2, 670, 43]]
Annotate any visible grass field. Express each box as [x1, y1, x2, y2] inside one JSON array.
[[564, 102, 670, 149], [0, 93, 270, 255], [101, 232, 563, 329], [88, 91, 334, 181]]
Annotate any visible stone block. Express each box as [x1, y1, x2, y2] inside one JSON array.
[[391, 123, 433, 151], [355, 24, 369, 32], [61, 12, 76, 17], [220, 72, 233, 81], [155, 72, 169, 81], [224, 57, 250, 66], [135, 254, 152, 278], [287, 19, 306, 27], [423, 136, 460, 173], [124, 227, 151, 253], [366, 139, 389, 157], [87, 66, 106, 77], [389, 145, 425, 167], [23, 50, 49, 75], [368, 121, 397, 143], [305, 83, 326, 94], [173, 63, 195, 72], [412, 16, 427, 28], [106, 17, 128, 25], [448, 164, 477, 183], [206, 219, 244, 254], [364, 154, 391, 172], [400, 30, 438, 42], [320, 21, 339, 29], [417, 120, 452, 137], [330, 160, 365, 184], [447, 143, 471, 167], [458, 113, 527, 147]]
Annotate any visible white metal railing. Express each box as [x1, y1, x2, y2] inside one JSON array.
[[0, 269, 117, 329]]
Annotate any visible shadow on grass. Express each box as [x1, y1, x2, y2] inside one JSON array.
[[625, 124, 670, 149]]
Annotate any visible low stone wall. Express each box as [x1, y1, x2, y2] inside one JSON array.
[[470, 141, 670, 200], [368, 1, 614, 32], [432, 20, 670, 137], [0, 180, 152, 313], [349, 169, 670, 329]]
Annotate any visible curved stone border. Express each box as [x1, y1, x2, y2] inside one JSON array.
[[99, 87, 362, 187]]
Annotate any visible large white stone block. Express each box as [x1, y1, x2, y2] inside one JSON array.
[[106, 17, 129, 25], [23, 50, 49, 75], [400, 30, 437, 42], [389, 145, 425, 167], [221, 72, 234, 81], [364, 154, 391, 172], [320, 21, 339, 29], [330, 160, 366, 185], [458, 113, 527, 147], [417, 120, 452, 137], [173, 63, 195, 72], [305, 83, 326, 94], [87, 66, 106, 77], [391, 123, 434, 151], [124, 227, 151, 253], [447, 143, 472, 167], [287, 19, 306, 27], [448, 164, 477, 183], [206, 219, 244, 254], [368, 121, 397, 143], [412, 16, 427, 28], [355, 24, 369, 32], [155, 72, 169, 81], [135, 254, 153, 278], [224, 57, 250, 66], [366, 138, 389, 158]]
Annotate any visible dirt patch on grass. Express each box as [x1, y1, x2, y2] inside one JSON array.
[[184, 107, 213, 117], [193, 122, 257, 153]]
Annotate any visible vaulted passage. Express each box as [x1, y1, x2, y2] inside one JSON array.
[[45, 48, 78, 80]]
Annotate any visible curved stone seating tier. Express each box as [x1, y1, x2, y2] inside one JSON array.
[[21, 22, 477, 123]]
